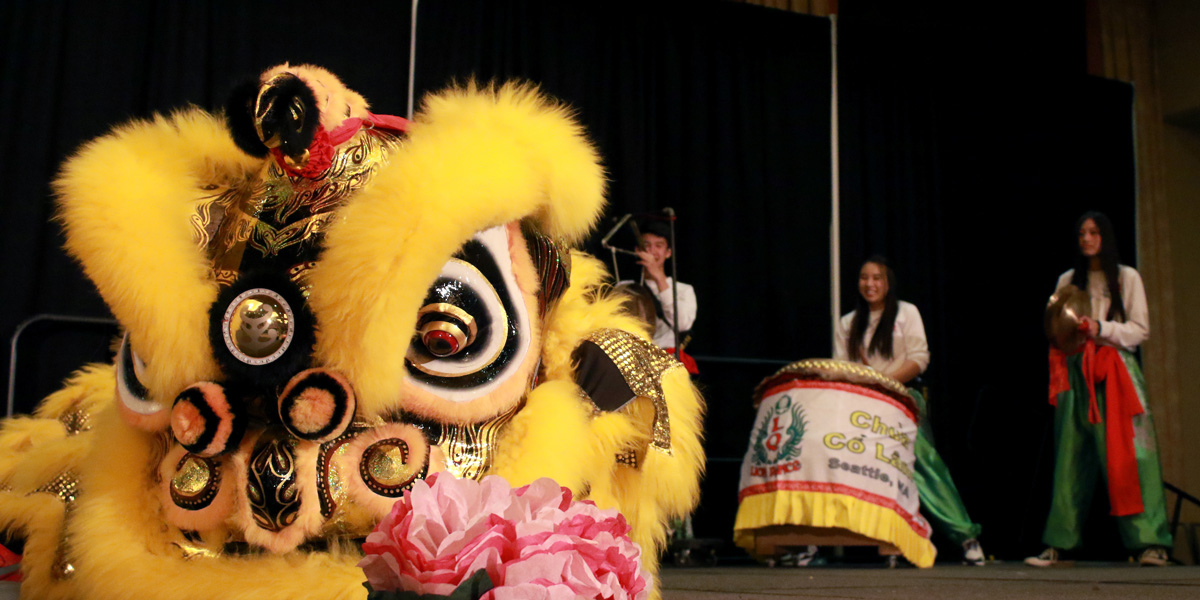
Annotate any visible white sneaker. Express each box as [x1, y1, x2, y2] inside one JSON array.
[[962, 538, 985, 566], [793, 545, 818, 567], [1024, 547, 1061, 567], [1138, 546, 1168, 566]]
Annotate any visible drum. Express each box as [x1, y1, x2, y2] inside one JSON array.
[[733, 359, 936, 567]]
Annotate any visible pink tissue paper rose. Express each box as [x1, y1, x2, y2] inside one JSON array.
[[359, 472, 650, 600]]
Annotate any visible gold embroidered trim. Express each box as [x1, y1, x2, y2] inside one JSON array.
[[437, 403, 521, 480], [246, 434, 300, 533], [521, 221, 572, 316], [174, 538, 221, 561], [583, 329, 682, 455], [753, 358, 911, 404], [202, 129, 402, 270]]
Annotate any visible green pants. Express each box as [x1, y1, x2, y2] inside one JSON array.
[[910, 389, 982, 545], [1042, 351, 1172, 551]]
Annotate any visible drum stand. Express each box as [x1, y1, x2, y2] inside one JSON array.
[[746, 525, 901, 567]]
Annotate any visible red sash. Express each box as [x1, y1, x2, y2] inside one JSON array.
[[1048, 337, 1145, 516]]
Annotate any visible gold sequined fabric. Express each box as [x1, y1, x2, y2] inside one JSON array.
[[169, 455, 220, 510], [359, 440, 417, 495], [33, 470, 79, 504], [753, 358, 912, 407], [615, 449, 639, 469], [52, 502, 75, 580], [58, 403, 92, 435], [317, 430, 357, 518], [583, 329, 682, 455], [32, 471, 79, 579]]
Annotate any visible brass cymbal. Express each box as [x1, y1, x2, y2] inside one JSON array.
[[1045, 284, 1091, 353]]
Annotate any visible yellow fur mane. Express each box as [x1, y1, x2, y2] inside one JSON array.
[[2, 81, 704, 600]]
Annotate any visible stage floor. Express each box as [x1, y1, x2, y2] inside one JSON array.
[[659, 563, 1200, 599], [2, 562, 1196, 598]]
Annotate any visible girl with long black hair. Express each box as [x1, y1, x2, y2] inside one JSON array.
[[835, 256, 985, 565], [1026, 212, 1172, 567]]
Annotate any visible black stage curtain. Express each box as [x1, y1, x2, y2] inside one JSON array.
[[413, 0, 833, 551], [7, 0, 1137, 563], [414, 0, 832, 362], [840, 2, 1137, 560]]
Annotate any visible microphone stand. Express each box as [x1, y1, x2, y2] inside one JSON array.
[[601, 213, 638, 281], [664, 207, 679, 360]]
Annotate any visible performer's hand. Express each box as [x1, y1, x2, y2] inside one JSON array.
[[636, 249, 668, 291], [1082, 317, 1100, 337]]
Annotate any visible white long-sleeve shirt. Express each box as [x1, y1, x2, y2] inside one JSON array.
[[1054, 265, 1149, 352], [619, 277, 697, 349], [834, 300, 930, 377], [648, 277, 696, 349]]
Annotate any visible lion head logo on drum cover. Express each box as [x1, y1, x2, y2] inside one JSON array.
[[753, 395, 807, 464]]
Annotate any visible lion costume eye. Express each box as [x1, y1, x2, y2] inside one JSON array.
[[116, 333, 169, 430], [416, 302, 479, 358], [404, 225, 531, 402]]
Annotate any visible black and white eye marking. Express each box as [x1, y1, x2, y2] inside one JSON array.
[[116, 333, 162, 416], [405, 225, 531, 402]]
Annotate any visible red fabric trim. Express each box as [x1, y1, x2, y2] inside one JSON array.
[[326, 112, 410, 145], [0, 542, 20, 582], [365, 112, 411, 133], [273, 113, 411, 179], [762, 379, 917, 422], [1048, 346, 1069, 406], [664, 348, 698, 374], [739, 480, 931, 538], [1081, 339, 1101, 423]]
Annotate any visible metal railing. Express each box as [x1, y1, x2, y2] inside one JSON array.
[[7, 314, 119, 417], [1166, 481, 1200, 563]]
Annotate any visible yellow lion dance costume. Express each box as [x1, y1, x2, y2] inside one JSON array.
[[0, 64, 704, 599]]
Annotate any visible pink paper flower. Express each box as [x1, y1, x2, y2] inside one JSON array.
[[359, 473, 649, 600]]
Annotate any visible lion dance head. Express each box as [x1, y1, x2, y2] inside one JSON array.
[[0, 64, 704, 600]]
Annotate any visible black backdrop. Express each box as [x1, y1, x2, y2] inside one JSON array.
[[839, 2, 1137, 560], [1, 0, 1140, 562], [412, 0, 833, 365]]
